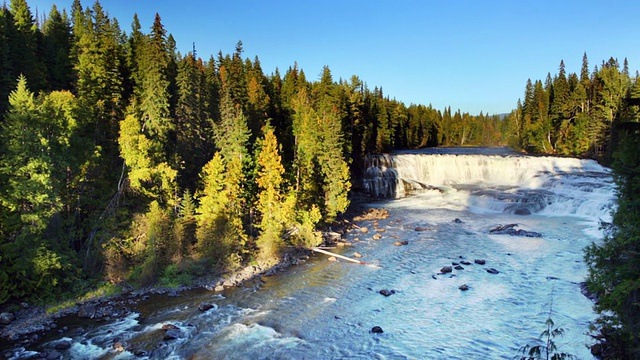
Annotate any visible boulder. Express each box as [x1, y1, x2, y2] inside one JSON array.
[[372, 233, 382, 240], [459, 284, 469, 291], [379, 289, 396, 297], [328, 256, 337, 262], [78, 304, 96, 319], [414, 227, 429, 231], [0, 312, 15, 325], [486, 268, 500, 274], [440, 266, 453, 273], [360, 227, 369, 233], [370, 326, 384, 334], [453, 218, 463, 223], [394, 241, 409, 246], [454, 265, 464, 271], [474, 259, 486, 265], [162, 324, 179, 330], [460, 260, 471, 266], [198, 303, 217, 312], [353, 252, 363, 258]]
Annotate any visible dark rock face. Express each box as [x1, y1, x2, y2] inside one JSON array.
[[489, 223, 541, 237], [514, 208, 532, 215], [371, 326, 384, 334]]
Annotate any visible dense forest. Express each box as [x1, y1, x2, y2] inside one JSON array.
[[0, 0, 639, 356]]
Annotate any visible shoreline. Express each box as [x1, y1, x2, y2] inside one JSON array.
[[0, 198, 377, 356]]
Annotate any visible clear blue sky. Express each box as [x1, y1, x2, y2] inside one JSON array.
[[26, 0, 640, 115]]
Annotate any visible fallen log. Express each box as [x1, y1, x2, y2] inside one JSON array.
[[311, 247, 381, 267]]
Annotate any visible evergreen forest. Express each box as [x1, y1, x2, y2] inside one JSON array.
[[0, 0, 639, 357]]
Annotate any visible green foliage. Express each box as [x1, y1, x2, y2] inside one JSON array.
[[517, 316, 575, 360], [159, 263, 192, 288]]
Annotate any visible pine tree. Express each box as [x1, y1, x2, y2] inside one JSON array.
[[42, 5, 73, 91]]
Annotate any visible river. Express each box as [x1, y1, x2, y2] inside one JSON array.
[[7, 147, 616, 359]]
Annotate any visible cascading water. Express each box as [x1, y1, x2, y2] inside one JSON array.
[[363, 147, 614, 220], [4, 148, 616, 359]]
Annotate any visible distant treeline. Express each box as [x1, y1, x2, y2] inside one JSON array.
[[0, 1, 639, 341]]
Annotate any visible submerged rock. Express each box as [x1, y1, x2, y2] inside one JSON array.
[[440, 266, 453, 273], [379, 289, 396, 297], [486, 268, 500, 274], [474, 259, 486, 265], [459, 284, 469, 291]]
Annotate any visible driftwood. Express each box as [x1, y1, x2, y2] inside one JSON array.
[[311, 247, 381, 267]]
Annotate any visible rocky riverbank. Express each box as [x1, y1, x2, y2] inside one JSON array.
[[0, 246, 315, 357]]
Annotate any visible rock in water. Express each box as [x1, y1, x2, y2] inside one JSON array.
[[54, 340, 71, 350], [440, 266, 453, 273], [371, 326, 384, 334], [163, 328, 181, 341], [379, 289, 396, 297], [459, 284, 469, 291], [198, 302, 217, 312], [486, 268, 500, 274], [474, 259, 486, 265]]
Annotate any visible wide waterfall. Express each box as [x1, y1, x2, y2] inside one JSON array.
[[364, 147, 614, 220], [5, 148, 616, 359]]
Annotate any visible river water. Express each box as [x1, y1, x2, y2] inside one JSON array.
[[10, 148, 616, 359]]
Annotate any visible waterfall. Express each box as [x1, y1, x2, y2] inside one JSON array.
[[363, 148, 615, 221]]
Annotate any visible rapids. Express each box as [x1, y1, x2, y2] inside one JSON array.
[[4, 147, 615, 359]]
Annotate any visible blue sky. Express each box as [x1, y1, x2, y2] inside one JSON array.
[[26, 0, 640, 115]]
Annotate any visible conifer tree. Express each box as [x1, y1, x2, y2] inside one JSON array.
[[42, 5, 73, 91], [255, 122, 291, 259]]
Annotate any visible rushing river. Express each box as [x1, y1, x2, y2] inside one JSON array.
[[9, 148, 616, 359]]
